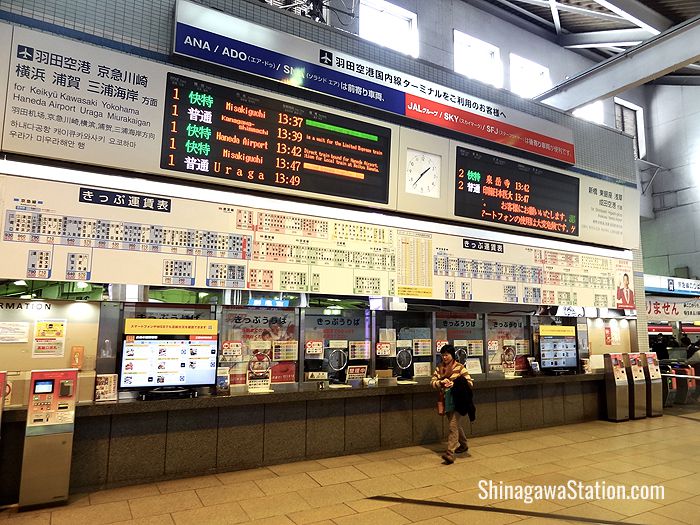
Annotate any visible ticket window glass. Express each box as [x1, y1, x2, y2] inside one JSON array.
[[487, 315, 531, 376], [435, 312, 485, 377], [220, 307, 299, 387], [375, 312, 433, 380], [303, 308, 370, 383]]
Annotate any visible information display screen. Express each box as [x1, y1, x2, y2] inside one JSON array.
[[454, 147, 579, 236], [120, 334, 217, 388], [540, 336, 577, 369], [161, 73, 391, 203], [34, 379, 54, 394]]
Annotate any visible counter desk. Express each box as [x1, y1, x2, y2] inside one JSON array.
[[0, 374, 604, 503]]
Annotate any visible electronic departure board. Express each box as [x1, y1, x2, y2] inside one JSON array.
[[161, 73, 391, 204], [454, 147, 579, 236]]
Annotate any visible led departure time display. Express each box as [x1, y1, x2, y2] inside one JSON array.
[[161, 73, 391, 204], [454, 147, 579, 236]]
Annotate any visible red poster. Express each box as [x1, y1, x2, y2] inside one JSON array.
[[604, 327, 612, 345]]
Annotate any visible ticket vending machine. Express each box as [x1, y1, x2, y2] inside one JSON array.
[[604, 353, 629, 421], [624, 353, 646, 419], [641, 352, 663, 417], [19, 369, 78, 508]]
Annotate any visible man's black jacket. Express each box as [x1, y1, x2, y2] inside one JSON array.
[[451, 375, 476, 421]]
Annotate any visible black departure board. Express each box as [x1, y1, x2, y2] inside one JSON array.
[[454, 146, 579, 236], [161, 73, 391, 204]]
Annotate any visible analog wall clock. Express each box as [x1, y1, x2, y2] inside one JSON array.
[[405, 149, 441, 198]]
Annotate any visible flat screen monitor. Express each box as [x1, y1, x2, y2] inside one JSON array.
[[33, 379, 54, 394], [119, 335, 218, 389], [539, 336, 577, 370]]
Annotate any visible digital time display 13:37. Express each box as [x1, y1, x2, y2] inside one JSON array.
[[454, 146, 579, 236], [161, 73, 391, 204]]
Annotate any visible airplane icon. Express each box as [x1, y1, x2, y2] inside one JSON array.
[[17, 46, 34, 61], [319, 50, 333, 66]]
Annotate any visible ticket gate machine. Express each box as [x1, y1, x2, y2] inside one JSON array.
[[19, 369, 78, 508], [641, 352, 663, 417], [604, 353, 629, 421], [624, 353, 646, 419]]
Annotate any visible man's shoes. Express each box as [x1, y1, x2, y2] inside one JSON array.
[[441, 453, 455, 464], [455, 445, 469, 454]]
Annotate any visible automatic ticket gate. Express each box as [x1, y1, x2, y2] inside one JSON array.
[[624, 353, 646, 419], [641, 352, 663, 417], [19, 369, 78, 508], [604, 353, 629, 421]]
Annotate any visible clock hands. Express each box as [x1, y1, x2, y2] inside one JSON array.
[[412, 166, 431, 187]]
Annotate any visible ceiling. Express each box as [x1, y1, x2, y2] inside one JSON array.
[[466, 0, 700, 109]]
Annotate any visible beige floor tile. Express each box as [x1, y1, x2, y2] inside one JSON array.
[[344, 495, 400, 512], [51, 501, 133, 525], [394, 445, 435, 456], [469, 444, 520, 458], [487, 469, 532, 483], [646, 500, 700, 524], [267, 460, 327, 476], [112, 516, 174, 525], [332, 507, 409, 525], [2, 511, 51, 525], [394, 452, 445, 471], [444, 509, 523, 524], [441, 487, 504, 506], [410, 518, 454, 525], [170, 501, 248, 525], [521, 463, 564, 476], [636, 465, 696, 481], [395, 466, 459, 489], [517, 518, 576, 524], [157, 475, 222, 494], [254, 473, 320, 496], [306, 465, 368, 486], [315, 455, 369, 469], [90, 484, 162, 505], [621, 511, 685, 525], [245, 516, 296, 525], [662, 473, 700, 494], [396, 484, 454, 500], [196, 480, 266, 506], [588, 460, 639, 474], [557, 502, 627, 522], [286, 502, 355, 524], [216, 468, 277, 485], [354, 459, 413, 478], [238, 492, 310, 520], [350, 474, 411, 498], [589, 497, 662, 517], [129, 491, 202, 519], [66, 493, 91, 507], [297, 482, 366, 508], [391, 500, 463, 522], [606, 471, 666, 487], [476, 457, 528, 474], [358, 449, 411, 461], [489, 498, 565, 515]]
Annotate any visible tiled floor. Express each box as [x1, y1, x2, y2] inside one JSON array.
[[4, 411, 700, 524]]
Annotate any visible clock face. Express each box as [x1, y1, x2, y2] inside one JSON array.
[[405, 150, 441, 198]]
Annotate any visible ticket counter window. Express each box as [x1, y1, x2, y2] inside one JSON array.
[[303, 308, 370, 384], [487, 315, 530, 375], [220, 307, 299, 386], [374, 311, 433, 380], [435, 312, 485, 376]]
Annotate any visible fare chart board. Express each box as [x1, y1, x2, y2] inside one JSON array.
[[455, 146, 579, 237], [161, 73, 391, 203], [0, 173, 633, 308]]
